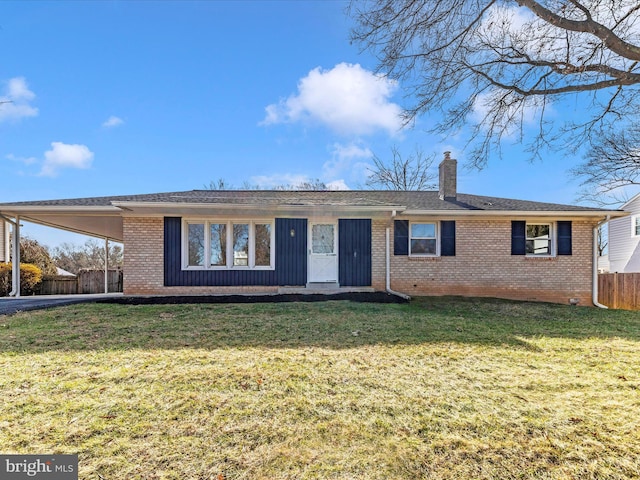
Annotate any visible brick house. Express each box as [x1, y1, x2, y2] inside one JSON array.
[[0, 156, 626, 304]]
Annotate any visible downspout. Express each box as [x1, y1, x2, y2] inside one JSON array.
[[385, 225, 411, 300], [1, 215, 21, 297], [593, 215, 610, 309]]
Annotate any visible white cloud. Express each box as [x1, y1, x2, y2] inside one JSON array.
[[250, 173, 312, 189], [6, 153, 37, 166], [261, 63, 403, 136], [322, 142, 373, 180], [249, 172, 351, 190], [102, 115, 124, 128], [40, 142, 94, 177], [0, 77, 38, 122], [326, 179, 350, 190]]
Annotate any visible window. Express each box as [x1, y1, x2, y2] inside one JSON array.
[[634, 216, 640, 237], [526, 223, 552, 256], [209, 223, 227, 266], [233, 223, 249, 266], [255, 224, 272, 266], [410, 222, 437, 255], [184, 220, 274, 269], [187, 222, 205, 267]]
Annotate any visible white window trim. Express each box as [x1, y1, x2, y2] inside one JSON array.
[[182, 219, 275, 270], [409, 221, 439, 257], [632, 215, 640, 237], [526, 222, 555, 257]]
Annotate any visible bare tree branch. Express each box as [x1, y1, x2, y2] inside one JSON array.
[[366, 145, 437, 190], [350, 0, 640, 173]]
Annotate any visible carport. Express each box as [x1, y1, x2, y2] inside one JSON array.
[[0, 201, 124, 297]]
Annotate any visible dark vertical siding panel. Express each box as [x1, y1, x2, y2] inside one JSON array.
[[511, 221, 526, 256], [440, 220, 456, 256], [276, 218, 307, 286], [557, 221, 572, 255], [394, 220, 409, 256], [339, 219, 371, 287], [164, 217, 182, 286], [164, 216, 279, 287]]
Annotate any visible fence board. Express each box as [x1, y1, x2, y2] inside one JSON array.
[[598, 273, 640, 310], [37, 276, 78, 295], [37, 270, 123, 296]]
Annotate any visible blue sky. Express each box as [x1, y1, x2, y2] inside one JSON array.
[[0, 0, 599, 249]]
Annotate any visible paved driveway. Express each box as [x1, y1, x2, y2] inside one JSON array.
[[0, 294, 123, 316]]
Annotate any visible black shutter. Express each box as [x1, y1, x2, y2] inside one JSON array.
[[511, 221, 526, 255], [440, 220, 456, 256], [557, 221, 572, 256], [394, 220, 409, 256]]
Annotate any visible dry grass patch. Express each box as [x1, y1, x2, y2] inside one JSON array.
[[0, 297, 639, 479]]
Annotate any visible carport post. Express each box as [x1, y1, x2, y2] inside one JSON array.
[[104, 238, 109, 294], [10, 216, 20, 297]]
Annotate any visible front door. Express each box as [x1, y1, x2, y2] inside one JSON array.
[[308, 222, 338, 283]]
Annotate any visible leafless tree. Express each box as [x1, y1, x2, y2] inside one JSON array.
[[52, 240, 123, 275], [573, 124, 640, 204], [205, 178, 329, 191], [366, 145, 437, 190], [349, 0, 640, 172], [204, 178, 234, 190], [18, 237, 57, 276], [274, 179, 329, 191], [597, 224, 608, 256]]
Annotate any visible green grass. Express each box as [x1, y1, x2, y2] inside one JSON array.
[[1, 297, 639, 479]]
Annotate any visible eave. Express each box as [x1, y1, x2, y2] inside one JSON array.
[[401, 209, 628, 218], [111, 201, 407, 218]]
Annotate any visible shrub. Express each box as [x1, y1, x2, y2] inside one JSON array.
[[0, 263, 43, 296], [0, 263, 10, 296]]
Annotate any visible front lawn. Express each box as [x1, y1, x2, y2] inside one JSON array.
[[1, 297, 639, 479]]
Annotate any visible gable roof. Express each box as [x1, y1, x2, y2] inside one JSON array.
[[0, 189, 626, 242], [0, 189, 619, 211]]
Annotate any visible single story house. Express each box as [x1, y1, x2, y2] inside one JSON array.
[[606, 192, 640, 273], [0, 155, 626, 304]]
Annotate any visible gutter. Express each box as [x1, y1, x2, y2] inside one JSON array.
[[593, 215, 611, 309], [402, 209, 627, 218], [385, 226, 411, 301]]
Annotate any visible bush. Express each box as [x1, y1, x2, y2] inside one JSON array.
[[0, 263, 43, 296]]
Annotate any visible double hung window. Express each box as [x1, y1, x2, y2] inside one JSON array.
[[410, 222, 437, 256], [184, 220, 273, 269], [526, 223, 552, 256]]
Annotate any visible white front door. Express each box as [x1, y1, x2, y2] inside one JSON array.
[[309, 222, 338, 283]]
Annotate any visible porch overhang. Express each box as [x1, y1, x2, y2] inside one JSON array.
[[0, 206, 124, 242]]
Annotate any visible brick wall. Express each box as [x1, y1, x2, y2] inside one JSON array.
[[123, 217, 279, 295], [123, 217, 165, 294], [124, 216, 597, 304], [373, 218, 597, 305]]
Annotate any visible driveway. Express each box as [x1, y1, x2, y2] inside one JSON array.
[[0, 294, 123, 316]]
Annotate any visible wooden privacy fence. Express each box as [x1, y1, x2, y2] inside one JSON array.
[[37, 269, 123, 295], [598, 273, 640, 310]]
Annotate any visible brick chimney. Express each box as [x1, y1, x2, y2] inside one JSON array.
[[439, 151, 457, 201]]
